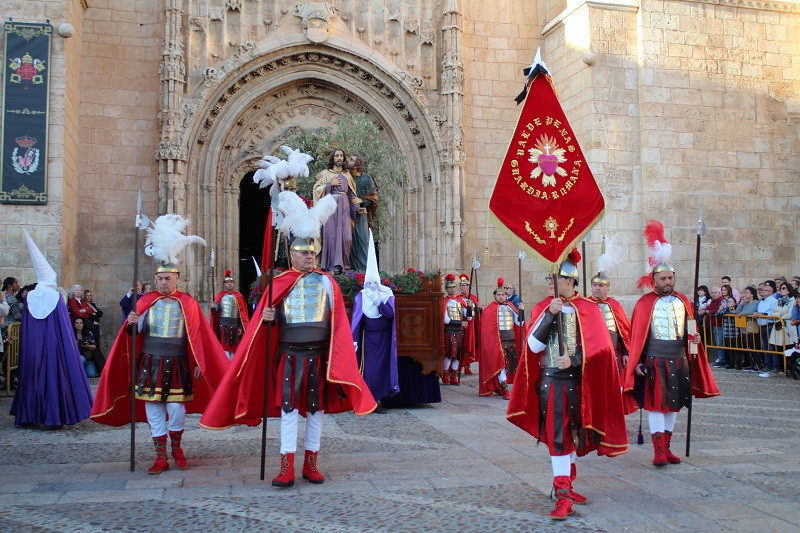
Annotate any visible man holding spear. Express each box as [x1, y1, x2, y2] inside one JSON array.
[[91, 214, 229, 474], [623, 220, 719, 467]]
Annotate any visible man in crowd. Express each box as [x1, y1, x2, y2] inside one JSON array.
[[210, 269, 250, 360], [119, 280, 143, 320], [479, 277, 522, 399], [720, 276, 739, 301], [200, 237, 376, 487], [505, 282, 522, 308], [92, 216, 228, 474], [507, 250, 629, 521], [624, 221, 719, 468], [588, 272, 631, 377]]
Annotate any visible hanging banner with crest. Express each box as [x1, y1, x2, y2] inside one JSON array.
[[489, 52, 604, 268], [0, 22, 52, 204]]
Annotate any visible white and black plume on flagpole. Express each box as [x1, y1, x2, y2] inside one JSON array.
[[515, 47, 549, 104]]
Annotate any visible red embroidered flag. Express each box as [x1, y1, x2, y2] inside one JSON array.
[[489, 71, 605, 267]]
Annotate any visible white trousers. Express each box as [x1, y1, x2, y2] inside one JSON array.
[[145, 402, 186, 437], [443, 357, 460, 371], [280, 409, 325, 454], [648, 411, 677, 434]]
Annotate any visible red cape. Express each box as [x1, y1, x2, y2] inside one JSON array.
[[210, 290, 251, 336], [199, 268, 376, 429], [588, 296, 636, 414], [478, 301, 520, 395], [90, 291, 230, 426], [461, 294, 480, 366], [623, 291, 720, 401], [506, 293, 629, 457]]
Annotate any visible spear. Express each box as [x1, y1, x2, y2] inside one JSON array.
[[129, 190, 143, 472], [471, 254, 481, 352], [517, 250, 526, 360], [686, 201, 706, 457], [210, 248, 216, 298], [259, 181, 282, 481]]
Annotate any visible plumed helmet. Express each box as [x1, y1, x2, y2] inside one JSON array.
[[558, 248, 581, 282], [591, 272, 610, 286], [494, 277, 506, 295], [224, 269, 234, 282], [290, 237, 316, 253], [444, 273, 457, 288], [459, 273, 470, 286]]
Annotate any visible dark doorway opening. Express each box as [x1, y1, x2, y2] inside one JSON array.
[[238, 171, 270, 313]]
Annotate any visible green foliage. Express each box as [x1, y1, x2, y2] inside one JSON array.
[[287, 114, 408, 244]]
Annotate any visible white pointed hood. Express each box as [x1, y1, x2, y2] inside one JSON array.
[[23, 229, 61, 318], [361, 230, 393, 319]]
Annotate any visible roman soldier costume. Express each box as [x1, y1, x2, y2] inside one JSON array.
[[91, 214, 229, 475], [459, 273, 480, 375], [210, 269, 250, 360], [623, 220, 720, 467], [442, 273, 471, 385], [507, 250, 628, 521], [589, 272, 631, 377], [479, 278, 521, 399], [201, 179, 375, 489]]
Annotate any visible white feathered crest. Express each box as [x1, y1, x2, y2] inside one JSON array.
[[277, 191, 336, 240], [596, 233, 624, 274], [144, 214, 206, 264], [253, 145, 314, 189]]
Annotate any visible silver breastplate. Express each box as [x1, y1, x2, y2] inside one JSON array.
[[651, 297, 686, 340], [544, 310, 578, 366], [280, 272, 329, 324], [598, 301, 617, 333], [498, 304, 515, 331], [219, 293, 240, 319], [145, 298, 186, 340], [446, 299, 463, 321]]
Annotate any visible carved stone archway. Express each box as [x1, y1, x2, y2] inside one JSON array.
[[181, 45, 454, 299]]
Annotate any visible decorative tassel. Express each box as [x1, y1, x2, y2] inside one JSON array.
[[637, 409, 644, 445]]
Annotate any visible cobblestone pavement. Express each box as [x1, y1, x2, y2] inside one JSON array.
[[1, 367, 799, 532]]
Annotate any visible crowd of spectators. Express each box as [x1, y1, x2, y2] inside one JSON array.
[[698, 275, 800, 379]]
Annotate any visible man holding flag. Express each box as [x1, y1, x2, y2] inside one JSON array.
[[491, 50, 628, 521]]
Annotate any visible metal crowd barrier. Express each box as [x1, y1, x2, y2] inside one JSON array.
[[3, 322, 19, 396], [699, 313, 795, 373]]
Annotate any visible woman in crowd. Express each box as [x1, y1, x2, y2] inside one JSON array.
[[765, 283, 799, 376], [720, 284, 735, 302], [73, 317, 104, 377], [67, 284, 95, 324], [705, 287, 726, 367], [735, 286, 760, 371], [83, 289, 104, 344], [722, 296, 740, 368]]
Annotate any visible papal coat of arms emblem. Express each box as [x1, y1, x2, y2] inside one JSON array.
[[12, 136, 40, 174], [9, 52, 46, 87], [527, 134, 567, 187]]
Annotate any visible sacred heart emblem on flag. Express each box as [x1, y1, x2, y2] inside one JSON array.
[[489, 72, 605, 267]]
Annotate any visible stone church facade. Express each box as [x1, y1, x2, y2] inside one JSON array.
[[1, 0, 798, 333]]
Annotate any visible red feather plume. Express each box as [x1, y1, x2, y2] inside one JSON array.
[[445, 273, 456, 282], [642, 220, 667, 248], [567, 247, 581, 265], [459, 273, 469, 282], [225, 269, 232, 277], [497, 277, 504, 287]]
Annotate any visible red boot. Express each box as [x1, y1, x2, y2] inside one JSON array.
[[498, 381, 511, 400], [663, 431, 682, 464], [441, 371, 451, 385], [463, 366, 474, 375], [271, 453, 295, 487], [169, 430, 188, 470], [651, 432, 667, 467], [567, 463, 588, 504], [148, 435, 169, 475], [450, 369, 460, 385], [550, 476, 574, 520], [302, 450, 325, 484]]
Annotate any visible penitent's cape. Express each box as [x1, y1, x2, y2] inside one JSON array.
[[199, 268, 376, 429], [90, 291, 230, 426], [506, 293, 629, 457], [478, 300, 521, 396], [623, 290, 720, 403]]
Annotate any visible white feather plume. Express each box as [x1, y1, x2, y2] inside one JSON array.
[[596, 233, 624, 274], [144, 214, 207, 264], [651, 240, 672, 265], [277, 191, 336, 240], [280, 145, 314, 179]]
